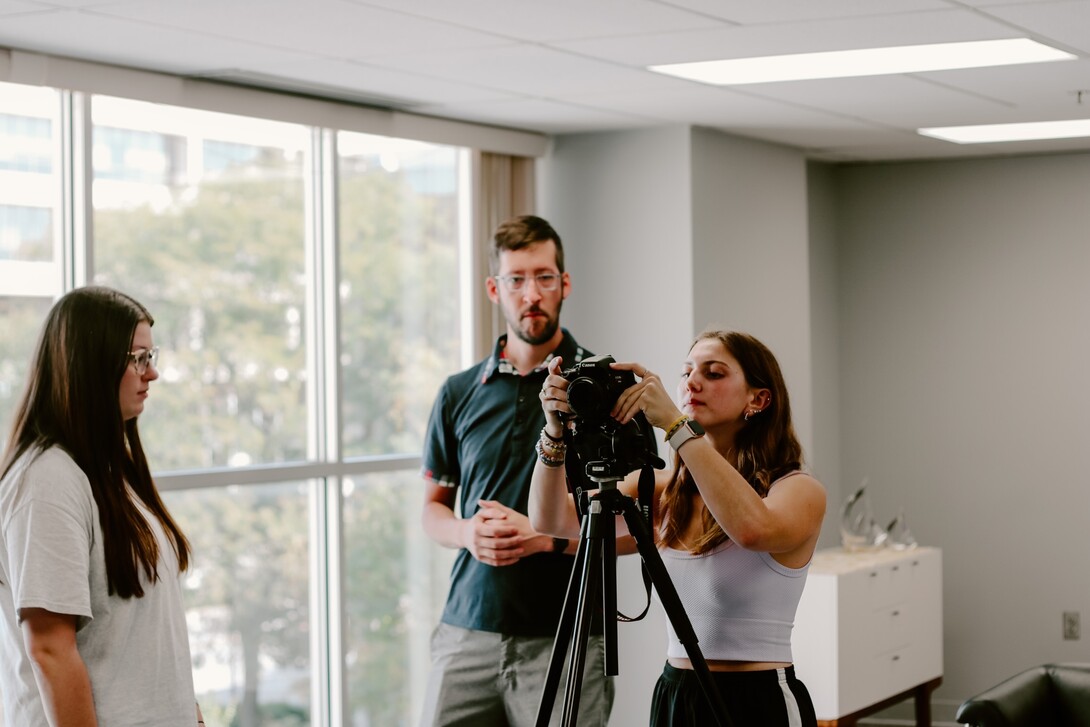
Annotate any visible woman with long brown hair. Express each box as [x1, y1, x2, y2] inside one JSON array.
[[530, 330, 825, 727], [0, 286, 202, 726]]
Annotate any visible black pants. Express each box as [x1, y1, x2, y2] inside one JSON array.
[[650, 663, 817, 727]]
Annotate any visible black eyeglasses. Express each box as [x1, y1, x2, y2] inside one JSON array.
[[126, 347, 159, 375]]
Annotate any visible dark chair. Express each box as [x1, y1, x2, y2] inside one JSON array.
[[956, 663, 1090, 726]]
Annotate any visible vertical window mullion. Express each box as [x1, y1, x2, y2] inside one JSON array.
[[305, 127, 345, 727], [60, 90, 92, 290], [322, 127, 346, 727]]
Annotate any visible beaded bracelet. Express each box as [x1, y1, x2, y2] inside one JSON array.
[[535, 438, 566, 467], [539, 429, 567, 455], [538, 443, 566, 462], [663, 415, 689, 443], [541, 427, 565, 444]]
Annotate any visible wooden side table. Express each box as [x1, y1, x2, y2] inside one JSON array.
[[816, 676, 942, 726]]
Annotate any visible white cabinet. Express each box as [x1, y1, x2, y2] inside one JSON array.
[[792, 547, 943, 722]]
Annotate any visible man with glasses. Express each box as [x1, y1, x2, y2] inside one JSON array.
[[419, 215, 613, 726]]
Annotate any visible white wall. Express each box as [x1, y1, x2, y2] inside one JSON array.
[[539, 125, 816, 727], [832, 152, 1090, 713]]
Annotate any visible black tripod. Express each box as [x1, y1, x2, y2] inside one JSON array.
[[533, 469, 735, 727]]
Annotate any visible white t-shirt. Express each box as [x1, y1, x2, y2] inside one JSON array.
[[0, 446, 197, 726]]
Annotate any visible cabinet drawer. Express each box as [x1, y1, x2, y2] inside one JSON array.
[[838, 556, 929, 610], [870, 641, 940, 695], [868, 601, 914, 654]]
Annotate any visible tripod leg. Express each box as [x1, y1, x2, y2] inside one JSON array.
[[536, 500, 609, 727], [535, 514, 592, 727], [616, 496, 736, 727], [561, 501, 605, 726], [600, 507, 618, 676]]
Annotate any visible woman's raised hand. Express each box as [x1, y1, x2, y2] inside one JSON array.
[[609, 361, 683, 431], [538, 357, 569, 438]]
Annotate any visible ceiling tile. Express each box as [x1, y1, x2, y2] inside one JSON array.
[[0, 9, 314, 73], [413, 96, 651, 134], [351, 0, 723, 40], [373, 44, 658, 97], [663, 0, 952, 25], [976, 0, 1090, 54], [92, 0, 508, 58], [551, 8, 1022, 66], [914, 58, 1090, 121], [744, 75, 1019, 129], [236, 56, 517, 108], [0, 0, 52, 13]]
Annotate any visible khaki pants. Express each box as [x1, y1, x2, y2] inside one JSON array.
[[418, 623, 615, 727]]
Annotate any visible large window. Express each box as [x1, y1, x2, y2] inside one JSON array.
[[337, 132, 462, 458], [91, 96, 311, 470], [0, 79, 480, 726], [165, 482, 313, 727], [336, 133, 462, 723], [342, 472, 453, 724], [0, 82, 62, 434]]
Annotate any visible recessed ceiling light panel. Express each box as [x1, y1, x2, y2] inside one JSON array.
[[919, 119, 1090, 144], [649, 38, 1075, 85]]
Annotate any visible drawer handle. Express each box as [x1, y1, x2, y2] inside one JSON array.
[[870, 571, 878, 578], [891, 610, 900, 617], [892, 565, 899, 571], [892, 655, 901, 662]]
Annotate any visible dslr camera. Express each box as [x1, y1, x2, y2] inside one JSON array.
[[564, 354, 636, 422], [561, 355, 664, 482]]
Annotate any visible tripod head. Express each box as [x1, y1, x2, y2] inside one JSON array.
[[562, 413, 664, 522]]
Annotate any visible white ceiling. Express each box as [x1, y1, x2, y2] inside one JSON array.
[[2, 0, 1089, 161]]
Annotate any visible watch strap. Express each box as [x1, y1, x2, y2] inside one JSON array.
[[668, 418, 704, 451]]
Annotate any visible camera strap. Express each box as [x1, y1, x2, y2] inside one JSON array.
[[617, 461, 656, 623], [562, 437, 588, 521]]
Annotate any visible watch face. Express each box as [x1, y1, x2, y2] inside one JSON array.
[[688, 420, 705, 435]]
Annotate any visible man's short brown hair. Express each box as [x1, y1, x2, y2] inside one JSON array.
[[490, 215, 564, 274]]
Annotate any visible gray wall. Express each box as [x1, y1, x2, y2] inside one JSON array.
[[541, 125, 1090, 724], [690, 127, 816, 460], [806, 161, 843, 550], [833, 152, 1090, 714]]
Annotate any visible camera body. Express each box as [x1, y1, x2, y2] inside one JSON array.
[[560, 355, 663, 482]]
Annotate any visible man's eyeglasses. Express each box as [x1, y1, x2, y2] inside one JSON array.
[[493, 273, 561, 293], [127, 347, 159, 375]]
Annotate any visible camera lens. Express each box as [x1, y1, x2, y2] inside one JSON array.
[[566, 376, 606, 418]]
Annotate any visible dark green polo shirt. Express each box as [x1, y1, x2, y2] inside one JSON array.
[[421, 329, 590, 636]]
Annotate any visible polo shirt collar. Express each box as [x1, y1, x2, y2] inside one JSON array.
[[482, 328, 587, 382]]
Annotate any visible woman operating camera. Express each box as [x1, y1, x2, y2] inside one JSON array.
[[530, 330, 825, 727]]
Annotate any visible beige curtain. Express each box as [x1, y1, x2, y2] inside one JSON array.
[[470, 151, 536, 361]]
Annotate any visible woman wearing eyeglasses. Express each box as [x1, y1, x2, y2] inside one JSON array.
[[0, 286, 203, 726]]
